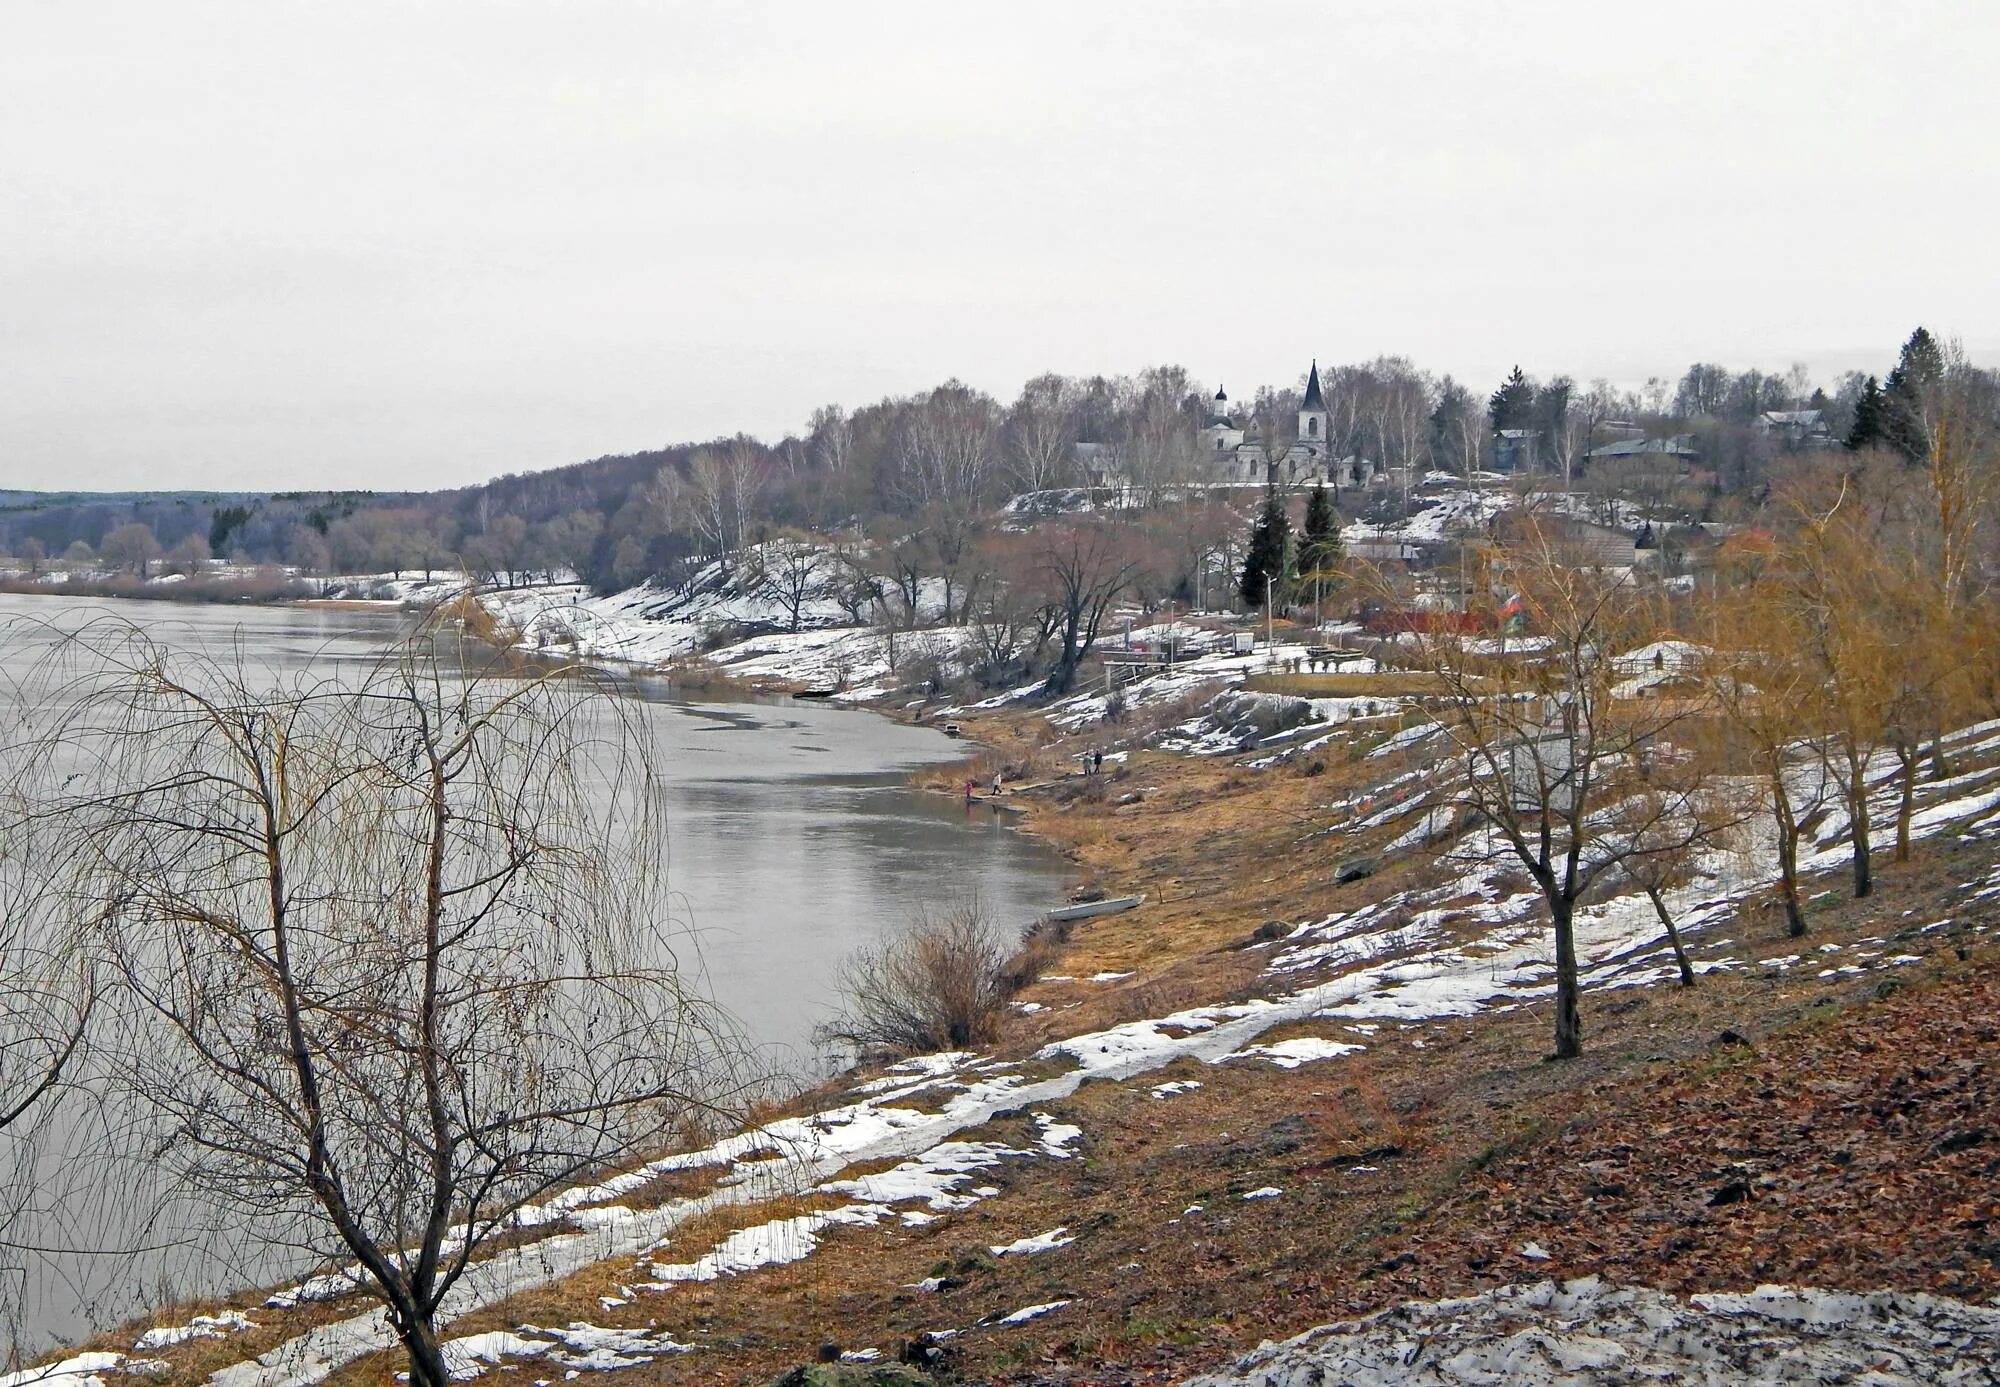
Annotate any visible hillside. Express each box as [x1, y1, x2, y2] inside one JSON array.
[[45, 630, 2000, 1385]]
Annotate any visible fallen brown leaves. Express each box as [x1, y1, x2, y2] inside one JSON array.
[[1427, 972, 2000, 1301]]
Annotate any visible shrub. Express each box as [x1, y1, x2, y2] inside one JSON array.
[[820, 897, 1010, 1056], [999, 914, 1073, 994]]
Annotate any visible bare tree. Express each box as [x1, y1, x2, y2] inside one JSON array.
[[826, 536, 885, 627], [894, 383, 999, 619], [1610, 744, 1749, 987], [1781, 479, 1892, 898], [469, 513, 531, 586], [1707, 542, 1838, 937], [99, 523, 161, 578], [166, 533, 212, 577], [538, 509, 604, 583], [1004, 374, 1082, 494], [809, 404, 853, 478], [1544, 392, 1594, 495], [1037, 520, 1153, 696], [1120, 365, 1202, 501], [0, 773, 99, 1346], [1401, 531, 1704, 1058], [722, 436, 769, 557], [684, 443, 767, 573], [759, 533, 826, 632], [24, 623, 735, 1387], [287, 525, 333, 581], [1323, 363, 1367, 463], [968, 532, 1059, 685], [1146, 493, 1244, 612]]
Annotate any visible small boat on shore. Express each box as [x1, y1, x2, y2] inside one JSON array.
[[1045, 893, 1144, 922], [793, 688, 838, 700]]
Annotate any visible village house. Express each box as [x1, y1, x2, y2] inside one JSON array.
[[1755, 409, 1836, 448], [1493, 428, 1539, 473], [1584, 434, 1702, 467]]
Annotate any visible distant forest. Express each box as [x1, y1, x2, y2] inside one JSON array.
[[3, 332, 1990, 596]]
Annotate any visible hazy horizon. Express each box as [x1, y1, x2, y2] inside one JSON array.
[[6, 2, 1996, 493]]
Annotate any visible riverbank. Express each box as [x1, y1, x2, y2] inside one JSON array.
[[0, 571, 312, 604], [39, 585, 2000, 1383], [0, 589, 1070, 1363], [56, 663, 2000, 1385]]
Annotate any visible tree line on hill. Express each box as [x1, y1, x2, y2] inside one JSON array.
[[6, 332, 1991, 607]]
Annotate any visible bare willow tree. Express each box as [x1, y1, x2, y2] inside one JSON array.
[[1399, 530, 1707, 1058], [0, 800, 100, 1349], [19, 622, 736, 1387], [1705, 568, 1836, 940]]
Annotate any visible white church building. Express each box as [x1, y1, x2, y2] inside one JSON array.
[[1202, 362, 1384, 490]]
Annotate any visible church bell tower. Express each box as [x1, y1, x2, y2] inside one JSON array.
[[1298, 360, 1328, 452]]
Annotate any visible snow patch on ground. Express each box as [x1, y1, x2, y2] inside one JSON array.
[[1034, 1112, 1082, 1158], [816, 1139, 1027, 1212], [1222, 1037, 1365, 1069], [439, 1323, 691, 1379], [990, 1227, 1074, 1257], [133, 1311, 257, 1350], [0, 1353, 125, 1387], [645, 1205, 891, 1283], [992, 1301, 1071, 1326]]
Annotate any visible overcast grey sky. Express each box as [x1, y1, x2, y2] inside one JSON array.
[[4, 2, 1995, 493]]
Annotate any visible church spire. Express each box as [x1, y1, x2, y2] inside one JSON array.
[[1301, 359, 1325, 411]]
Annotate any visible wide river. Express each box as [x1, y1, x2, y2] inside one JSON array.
[[0, 592, 1067, 1349]]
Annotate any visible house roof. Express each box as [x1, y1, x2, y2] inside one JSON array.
[[1585, 436, 1700, 459], [1613, 639, 1711, 674]]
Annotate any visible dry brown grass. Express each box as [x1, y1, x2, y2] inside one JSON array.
[[81, 688, 2000, 1387], [186, 823, 1995, 1387]]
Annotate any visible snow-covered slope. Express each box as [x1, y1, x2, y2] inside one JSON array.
[[1182, 1277, 2000, 1386]]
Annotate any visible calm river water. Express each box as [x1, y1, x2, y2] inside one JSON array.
[[0, 592, 1066, 1348]]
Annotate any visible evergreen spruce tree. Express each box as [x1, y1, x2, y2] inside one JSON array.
[[1846, 375, 1890, 452], [1891, 326, 1947, 392], [1488, 366, 1536, 433], [1882, 326, 1946, 464], [1240, 490, 1291, 611], [1298, 481, 1343, 620]]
